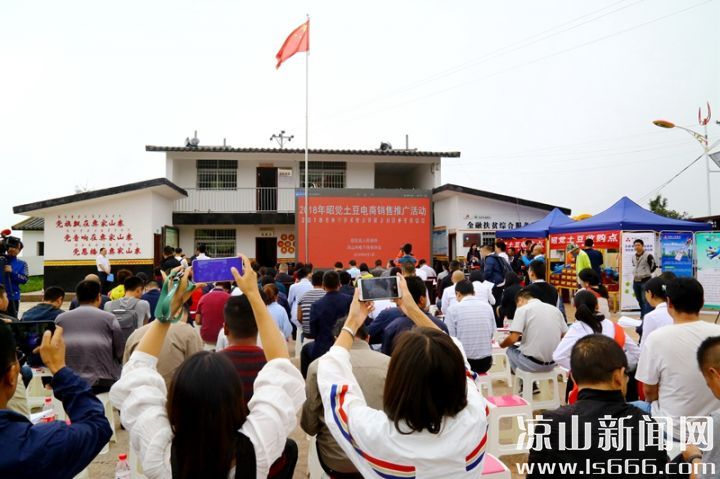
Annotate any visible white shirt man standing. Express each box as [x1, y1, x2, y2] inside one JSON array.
[[95, 248, 111, 293], [445, 280, 496, 374]]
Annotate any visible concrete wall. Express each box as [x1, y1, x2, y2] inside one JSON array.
[[345, 162, 374, 188], [18, 230, 43, 276], [178, 224, 297, 263], [39, 191, 167, 262], [165, 151, 441, 191]]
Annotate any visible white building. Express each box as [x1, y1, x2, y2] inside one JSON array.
[[11, 217, 45, 276], [12, 142, 568, 290]]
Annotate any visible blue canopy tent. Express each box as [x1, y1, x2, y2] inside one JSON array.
[[496, 208, 575, 238], [549, 197, 712, 234]]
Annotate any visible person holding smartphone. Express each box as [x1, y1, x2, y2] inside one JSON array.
[[317, 275, 489, 477], [0, 325, 113, 478]]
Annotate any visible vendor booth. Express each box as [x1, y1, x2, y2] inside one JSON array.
[[496, 207, 575, 269], [548, 197, 712, 312]]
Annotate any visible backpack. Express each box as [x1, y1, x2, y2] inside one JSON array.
[[492, 254, 514, 277], [109, 298, 143, 344]]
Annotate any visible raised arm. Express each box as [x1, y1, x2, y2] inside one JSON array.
[[137, 267, 198, 358], [394, 274, 440, 330], [232, 255, 289, 361]]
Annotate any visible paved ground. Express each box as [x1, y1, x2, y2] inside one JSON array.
[[17, 300, 719, 478]]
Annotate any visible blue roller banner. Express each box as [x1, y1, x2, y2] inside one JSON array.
[[659, 231, 694, 277]]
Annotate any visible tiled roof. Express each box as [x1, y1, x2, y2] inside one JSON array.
[[13, 178, 187, 214], [11, 217, 44, 231], [433, 183, 571, 214], [146, 145, 460, 158]]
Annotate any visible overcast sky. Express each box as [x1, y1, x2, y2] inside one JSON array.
[[2, 0, 718, 232]]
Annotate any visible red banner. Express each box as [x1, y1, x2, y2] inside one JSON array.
[[549, 230, 621, 250], [296, 194, 431, 268], [502, 238, 543, 251]]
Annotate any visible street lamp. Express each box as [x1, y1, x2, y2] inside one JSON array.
[[653, 103, 720, 216]]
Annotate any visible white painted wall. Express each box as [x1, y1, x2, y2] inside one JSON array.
[[345, 162, 375, 188], [433, 192, 554, 260], [34, 191, 173, 262], [178, 225, 297, 262], [17, 230, 43, 276]]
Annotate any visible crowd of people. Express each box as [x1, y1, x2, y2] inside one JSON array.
[[0, 239, 719, 478]]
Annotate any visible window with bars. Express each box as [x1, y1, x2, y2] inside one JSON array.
[[481, 233, 496, 248], [299, 161, 346, 188], [194, 229, 236, 257], [196, 160, 238, 190]]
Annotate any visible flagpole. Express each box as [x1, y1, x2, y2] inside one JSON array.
[[304, 15, 309, 264]]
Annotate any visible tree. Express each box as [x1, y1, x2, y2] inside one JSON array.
[[648, 194, 689, 219]]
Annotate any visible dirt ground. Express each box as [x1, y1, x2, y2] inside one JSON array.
[[17, 300, 719, 478]]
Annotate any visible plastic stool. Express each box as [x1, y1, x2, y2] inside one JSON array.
[[307, 435, 328, 479], [481, 453, 511, 478], [95, 392, 117, 443], [27, 368, 52, 410], [512, 367, 562, 411], [488, 345, 512, 388], [476, 373, 494, 397], [485, 395, 533, 457]]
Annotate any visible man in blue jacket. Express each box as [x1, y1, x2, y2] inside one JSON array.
[[0, 324, 113, 478], [21, 287, 65, 322], [2, 241, 28, 318]]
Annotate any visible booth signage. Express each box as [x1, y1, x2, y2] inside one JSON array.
[[549, 231, 621, 250], [659, 231, 694, 278], [696, 232, 720, 310]]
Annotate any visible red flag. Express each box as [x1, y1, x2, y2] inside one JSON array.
[[275, 20, 309, 69]]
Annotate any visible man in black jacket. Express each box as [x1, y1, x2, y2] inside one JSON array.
[[526, 334, 667, 478], [526, 260, 559, 307]]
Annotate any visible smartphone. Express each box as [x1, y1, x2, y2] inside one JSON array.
[[192, 257, 243, 283], [8, 321, 56, 368], [357, 277, 402, 301]]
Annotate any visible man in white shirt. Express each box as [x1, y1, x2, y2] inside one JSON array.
[[495, 240, 510, 263], [446, 280, 496, 374], [288, 266, 313, 331], [418, 259, 437, 280], [634, 278, 720, 441], [440, 270, 465, 314], [346, 260, 361, 280], [95, 248, 111, 293], [500, 288, 568, 373]]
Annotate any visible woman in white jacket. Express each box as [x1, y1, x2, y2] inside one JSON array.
[[317, 275, 489, 478], [553, 291, 639, 401], [110, 258, 305, 479]]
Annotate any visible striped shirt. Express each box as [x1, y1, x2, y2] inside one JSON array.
[[220, 345, 267, 404], [299, 288, 326, 336], [445, 296, 496, 360]]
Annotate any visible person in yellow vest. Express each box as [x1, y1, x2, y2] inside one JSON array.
[[567, 243, 591, 287]]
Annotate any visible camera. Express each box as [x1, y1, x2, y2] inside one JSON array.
[[0, 230, 22, 272], [0, 233, 21, 256]]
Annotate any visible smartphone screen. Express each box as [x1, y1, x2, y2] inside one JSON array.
[[9, 321, 56, 368], [358, 277, 401, 301], [192, 257, 243, 283]]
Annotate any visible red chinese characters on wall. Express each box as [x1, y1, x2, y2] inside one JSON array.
[[55, 213, 141, 257]]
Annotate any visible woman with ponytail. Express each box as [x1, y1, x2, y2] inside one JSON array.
[[553, 291, 640, 402]]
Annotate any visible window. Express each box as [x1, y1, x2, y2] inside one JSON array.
[[481, 233, 496, 248], [37, 242, 45, 256], [194, 229, 236, 257], [299, 161, 346, 188], [196, 160, 238, 190]]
